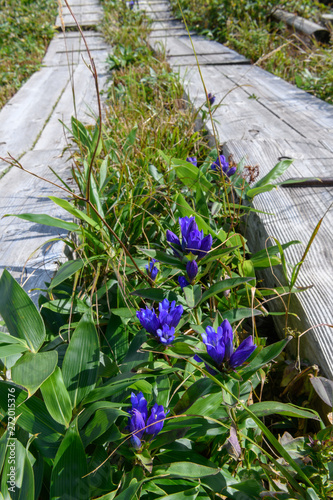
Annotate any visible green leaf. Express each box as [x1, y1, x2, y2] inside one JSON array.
[[49, 196, 101, 229], [40, 367, 73, 428], [173, 378, 214, 414], [250, 240, 301, 268], [50, 422, 88, 500], [11, 351, 58, 396], [0, 270, 46, 352], [81, 407, 125, 447], [148, 163, 164, 184], [0, 382, 65, 443], [62, 313, 100, 408], [153, 462, 219, 479], [222, 308, 263, 324], [71, 116, 91, 149], [0, 343, 30, 358], [110, 307, 136, 319], [48, 259, 86, 290], [254, 159, 293, 188], [115, 479, 141, 500], [138, 248, 185, 269], [3, 213, 79, 231], [199, 246, 240, 265], [187, 392, 224, 417], [169, 342, 195, 357], [184, 285, 202, 309], [240, 338, 291, 382], [309, 376, 333, 407], [246, 184, 276, 199], [1, 439, 34, 500], [157, 486, 200, 499], [123, 125, 138, 153], [83, 374, 152, 405], [172, 157, 212, 191], [306, 487, 321, 500], [0, 431, 8, 477], [199, 277, 254, 305], [0, 332, 28, 345], [238, 402, 320, 422]]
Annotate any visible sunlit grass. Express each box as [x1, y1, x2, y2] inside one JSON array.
[[170, 0, 333, 104], [0, 0, 57, 109]]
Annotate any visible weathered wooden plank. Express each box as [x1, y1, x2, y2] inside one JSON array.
[[273, 9, 330, 43], [149, 29, 190, 38], [150, 20, 185, 30], [0, 149, 72, 302], [148, 11, 173, 20], [0, 67, 70, 170], [43, 32, 108, 64], [177, 64, 303, 142], [142, 1, 333, 379], [60, 4, 102, 14], [34, 57, 109, 151], [55, 12, 103, 29], [58, 0, 100, 6], [150, 35, 249, 60], [214, 65, 333, 138], [222, 138, 333, 378], [43, 47, 110, 67], [167, 54, 249, 66]]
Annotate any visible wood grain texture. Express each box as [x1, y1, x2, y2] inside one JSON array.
[[273, 9, 330, 43], [223, 139, 333, 378], [43, 32, 109, 67], [0, 149, 72, 303], [34, 57, 109, 151], [0, 67, 70, 169], [142, 0, 333, 378], [0, 1, 111, 302]]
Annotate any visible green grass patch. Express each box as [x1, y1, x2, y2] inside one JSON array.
[[170, 0, 333, 104], [0, 0, 57, 109]]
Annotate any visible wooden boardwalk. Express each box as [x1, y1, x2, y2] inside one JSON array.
[[139, 0, 333, 378], [0, 0, 109, 302], [0, 0, 332, 378]]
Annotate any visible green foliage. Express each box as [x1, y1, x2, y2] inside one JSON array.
[[0, 0, 57, 108], [169, 0, 333, 104], [0, 0, 331, 498]]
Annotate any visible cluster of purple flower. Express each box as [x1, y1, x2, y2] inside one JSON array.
[[186, 157, 197, 167], [145, 258, 159, 281], [207, 93, 216, 106], [194, 319, 256, 371], [128, 392, 166, 449], [166, 216, 213, 261], [136, 298, 183, 344], [166, 216, 212, 288], [211, 155, 237, 177]]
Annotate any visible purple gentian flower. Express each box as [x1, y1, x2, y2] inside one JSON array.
[[131, 391, 148, 421], [211, 155, 236, 177], [145, 259, 159, 281], [128, 393, 167, 449], [186, 157, 198, 167], [166, 216, 213, 260], [195, 320, 256, 370], [207, 93, 216, 105], [129, 0, 134, 9], [129, 409, 146, 449], [178, 276, 189, 289], [186, 260, 198, 282], [136, 299, 183, 344], [146, 404, 166, 436], [156, 324, 175, 344]]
